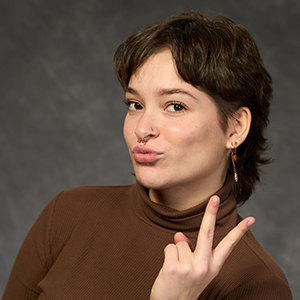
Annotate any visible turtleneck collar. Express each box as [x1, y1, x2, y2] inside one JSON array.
[[133, 174, 238, 236]]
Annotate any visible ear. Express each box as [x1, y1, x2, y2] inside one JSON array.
[[226, 107, 252, 149]]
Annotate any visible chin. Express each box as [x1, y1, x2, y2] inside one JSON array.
[[136, 177, 161, 189], [132, 162, 175, 190], [137, 176, 175, 191], [135, 172, 165, 190]]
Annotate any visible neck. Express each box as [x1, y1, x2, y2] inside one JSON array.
[[149, 173, 227, 211]]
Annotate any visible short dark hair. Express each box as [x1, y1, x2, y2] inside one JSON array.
[[114, 11, 272, 204]]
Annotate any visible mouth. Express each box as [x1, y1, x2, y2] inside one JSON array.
[[132, 146, 162, 164]]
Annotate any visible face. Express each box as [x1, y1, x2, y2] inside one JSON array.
[[123, 50, 231, 196]]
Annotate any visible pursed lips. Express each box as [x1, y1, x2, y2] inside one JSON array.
[[132, 146, 162, 164]]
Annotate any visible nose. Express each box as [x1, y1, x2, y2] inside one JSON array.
[[135, 110, 158, 144]]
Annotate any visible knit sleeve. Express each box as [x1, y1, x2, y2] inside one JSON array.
[[222, 273, 293, 300], [1, 194, 59, 300]]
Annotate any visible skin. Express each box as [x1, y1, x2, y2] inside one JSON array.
[[123, 50, 251, 210], [150, 196, 255, 300], [123, 50, 254, 299]]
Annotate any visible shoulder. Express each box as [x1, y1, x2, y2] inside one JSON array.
[[211, 214, 292, 299], [52, 184, 137, 212], [221, 228, 292, 299], [230, 215, 289, 283], [221, 273, 293, 299], [47, 184, 138, 235], [240, 230, 288, 283], [59, 184, 137, 199], [43, 184, 138, 258]]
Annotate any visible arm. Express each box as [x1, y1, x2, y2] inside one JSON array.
[[1, 197, 57, 300], [150, 196, 255, 300]]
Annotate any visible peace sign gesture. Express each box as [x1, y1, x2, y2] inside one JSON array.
[[150, 195, 255, 300]]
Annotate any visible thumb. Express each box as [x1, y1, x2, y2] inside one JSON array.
[[174, 232, 194, 251]]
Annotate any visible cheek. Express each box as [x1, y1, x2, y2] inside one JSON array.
[[123, 116, 133, 145], [170, 123, 209, 147]]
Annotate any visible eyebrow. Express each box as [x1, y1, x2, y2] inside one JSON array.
[[158, 88, 198, 101], [126, 87, 139, 95], [126, 87, 198, 101]]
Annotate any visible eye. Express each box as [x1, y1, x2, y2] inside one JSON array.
[[124, 99, 143, 111], [166, 102, 186, 112]]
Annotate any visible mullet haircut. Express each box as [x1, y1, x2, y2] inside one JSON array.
[[114, 11, 272, 204]]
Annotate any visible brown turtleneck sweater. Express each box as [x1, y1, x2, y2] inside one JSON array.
[[2, 176, 292, 299]]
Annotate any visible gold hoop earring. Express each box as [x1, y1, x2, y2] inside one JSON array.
[[231, 142, 239, 183]]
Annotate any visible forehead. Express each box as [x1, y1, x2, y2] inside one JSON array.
[[130, 50, 177, 79], [127, 50, 196, 96]]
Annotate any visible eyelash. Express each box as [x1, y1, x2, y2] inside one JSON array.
[[166, 102, 187, 112], [123, 98, 130, 107], [123, 99, 187, 112], [123, 99, 143, 110]]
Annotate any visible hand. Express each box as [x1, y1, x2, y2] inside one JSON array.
[[150, 195, 255, 300]]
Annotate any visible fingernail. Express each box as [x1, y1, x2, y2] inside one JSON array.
[[247, 218, 256, 227], [212, 197, 220, 207]]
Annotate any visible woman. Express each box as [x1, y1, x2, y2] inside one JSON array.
[[2, 11, 292, 299]]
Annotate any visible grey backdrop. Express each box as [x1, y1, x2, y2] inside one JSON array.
[[1, 0, 299, 297]]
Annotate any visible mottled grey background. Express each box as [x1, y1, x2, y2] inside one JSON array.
[[0, 0, 299, 297]]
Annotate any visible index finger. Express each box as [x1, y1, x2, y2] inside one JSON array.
[[212, 217, 255, 266], [194, 195, 220, 258]]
